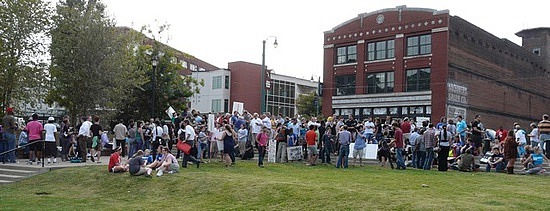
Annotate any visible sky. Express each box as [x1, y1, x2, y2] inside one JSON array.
[[101, 0, 547, 81]]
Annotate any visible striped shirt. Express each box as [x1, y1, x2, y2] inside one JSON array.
[[538, 120, 550, 134]]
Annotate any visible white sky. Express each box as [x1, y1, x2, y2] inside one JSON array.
[[101, 0, 547, 80]]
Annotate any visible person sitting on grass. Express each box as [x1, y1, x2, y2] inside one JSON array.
[[520, 145, 533, 170], [156, 146, 180, 177], [146, 146, 164, 170], [522, 147, 549, 175], [108, 147, 128, 173], [128, 150, 152, 177], [352, 125, 367, 167], [485, 147, 506, 173], [456, 149, 477, 172], [142, 149, 153, 165]]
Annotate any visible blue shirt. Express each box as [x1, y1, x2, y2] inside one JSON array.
[[354, 131, 367, 150], [457, 120, 467, 136], [533, 153, 544, 166]]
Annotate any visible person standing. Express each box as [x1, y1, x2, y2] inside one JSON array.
[[26, 113, 44, 165], [321, 127, 334, 164], [113, 120, 128, 158], [151, 120, 164, 160], [256, 127, 269, 167], [237, 124, 248, 158], [423, 123, 437, 170], [2, 107, 17, 163], [363, 118, 375, 143], [528, 123, 540, 148], [90, 116, 103, 163], [221, 124, 237, 167], [250, 113, 263, 148], [305, 125, 318, 166], [456, 115, 468, 146], [77, 116, 92, 162], [352, 125, 367, 167], [393, 123, 406, 170], [182, 120, 199, 168], [538, 114, 550, 157], [336, 126, 351, 168], [400, 117, 412, 144], [275, 125, 288, 163], [503, 130, 518, 174], [471, 115, 484, 156], [43, 117, 58, 164], [436, 124, 452, 171], [59, 117, 71, 162], [514, 124, 527, 158]]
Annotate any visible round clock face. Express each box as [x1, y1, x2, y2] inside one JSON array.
[[376, 14, 385, 24]]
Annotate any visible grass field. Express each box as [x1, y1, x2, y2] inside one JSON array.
[[1, 160, 549, 210]]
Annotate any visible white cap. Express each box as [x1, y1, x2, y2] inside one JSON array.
[[48, 117, 55, 121]]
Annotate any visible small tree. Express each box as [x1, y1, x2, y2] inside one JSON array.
[[296, 92, 322, 118]]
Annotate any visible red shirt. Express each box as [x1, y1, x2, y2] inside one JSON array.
[[256, 133, 268, 147], [401, 121, 411, 133], [108, 153, 120, 171], [306, 130, 317, 146], [496, 129, 508, 143], [394, 128, 404, 148]]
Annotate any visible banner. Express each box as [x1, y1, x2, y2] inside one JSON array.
[[286, 146, 303, 161], [267, 139, 277, 163], [208, 114, 215, 132], [348, 143, 378, 159]]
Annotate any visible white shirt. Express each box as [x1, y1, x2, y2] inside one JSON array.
[[78, 120, 92, 137], [530, 128, 539, 143], [153, 126, 163, 140], [262, 117, 271, 129], [44, 123, 57, 142], [251, 118, 263, 134], [185, 125, 196, 141], [516, 129, 527, 144], [364, 121, 375, 134]]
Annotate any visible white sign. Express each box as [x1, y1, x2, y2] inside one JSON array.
[[447, 105, 467, 121], [208, 114, 215, 132], [447, 82, 468, 105], [415, 117, 430, 128], [232, 102, 244, 115], [286, 146, 303, 161], [267, 139, 277, 163], [165, 106, 176, 119], [347, 143, 378, 159]]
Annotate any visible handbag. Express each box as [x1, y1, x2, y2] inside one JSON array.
[[177, 139, 192, 155]]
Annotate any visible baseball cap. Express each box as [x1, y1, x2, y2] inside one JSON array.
[[48, 117, 55, 121]]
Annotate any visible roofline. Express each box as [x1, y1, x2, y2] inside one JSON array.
[[516, 27, 550, 37], [324, 5, 449, 34]]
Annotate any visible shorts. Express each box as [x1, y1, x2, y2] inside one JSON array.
[[307, 145, 318, 156], [92, 136, 103, 150], [29, 140, 43, 151], [169, 163, 180, 172], [45, 141, 57, 157], [86, 137, 93, 148], [217, 140, 224, 152], [353, 148, 365, 158]]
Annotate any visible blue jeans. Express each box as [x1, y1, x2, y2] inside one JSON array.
[[322, 145, 332, 163], [416, 151, 426, 169], [197, 142, 207, 160], [411, 149, 417, 168], [258, 146, 266, 166], [396, 147, 406, 169], [2, 132, 16, 163], [336, 145, 349, 168], [485, 161, 506, 172], [424, 148, 434, 170], [365, 133, 374, 143]]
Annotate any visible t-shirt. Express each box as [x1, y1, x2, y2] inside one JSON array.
[[238, 128, 248, 142], [90, 123, 102, 137], [401, 121, 411, 133], [394, 128, 404, 148], [185, 125, 196, 141], [338, 130, 351, 146], [251, 118, 262, 134], [162, 153, 178, 165], [113, 123, 128, 140], [108, 153, 121, 171], [490, 153, 504, 162], [26, 120, 43, 141], [456, 120, 467, 136], [78, 121, 92, 137], [2, 115, 16, 133], [530, 128, 539, 143], [532, 153, 544, 166], [515, 129, 527, 144], [471, 121, 482, 136], [364, 121, 375, 134], [44, 123, 57, 142], [305, 130, 317, 146], [354, 131, 367, 150], [256, 133, 268, 147], [128, 156, 144, 175]]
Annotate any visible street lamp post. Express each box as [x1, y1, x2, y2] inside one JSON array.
[[311, 75, 321, 117], [151, 56, 159, 118], [260, 37, 278, 114]]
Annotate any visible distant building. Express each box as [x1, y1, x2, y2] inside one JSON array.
[[189, 61, 318, 116], [323, 5, 549, 128]]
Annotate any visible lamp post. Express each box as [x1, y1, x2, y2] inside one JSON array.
[[260, 36, 278, 114], [151, 55, 159, 118], [311, 75, 321, 117]]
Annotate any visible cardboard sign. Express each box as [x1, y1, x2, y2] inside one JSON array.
[[286, 146, 303, 161]]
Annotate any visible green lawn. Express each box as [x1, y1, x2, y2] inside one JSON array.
[[1, 161, 549, 210]]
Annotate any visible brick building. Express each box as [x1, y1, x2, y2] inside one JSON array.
[[323, 5, 549, 129]]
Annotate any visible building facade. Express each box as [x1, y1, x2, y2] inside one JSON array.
[[323, 6, 549, 128]]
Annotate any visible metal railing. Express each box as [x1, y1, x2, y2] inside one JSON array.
[[0, 139, 46, 167]]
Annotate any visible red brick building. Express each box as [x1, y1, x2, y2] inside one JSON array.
[[323, 6, 549, 128]]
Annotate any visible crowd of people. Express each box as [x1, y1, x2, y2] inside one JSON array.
[[2, 107, 550, 176]]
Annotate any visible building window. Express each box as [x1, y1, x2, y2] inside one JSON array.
[[224, 75, 230, 89], [407, 34, 431, 56], [212, 76, 222, 89], [180, 60, 188, 69], [334, 75, 356, 96], [366, 71, 394, 94], [367, 40, 395, 61], [190, 64, 198, 71], [406, 68, 431, 92], [336, 45, 357, 64], [211, 99, 222, 112], [224, 99, 229, 113], [533, 48, 541, 56]]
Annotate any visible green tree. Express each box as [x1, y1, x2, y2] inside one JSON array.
[[296, 92, 322, 118], [118, 25, 203, 121], [0, 0, 52, 115], [48, 0, 143, 121]]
